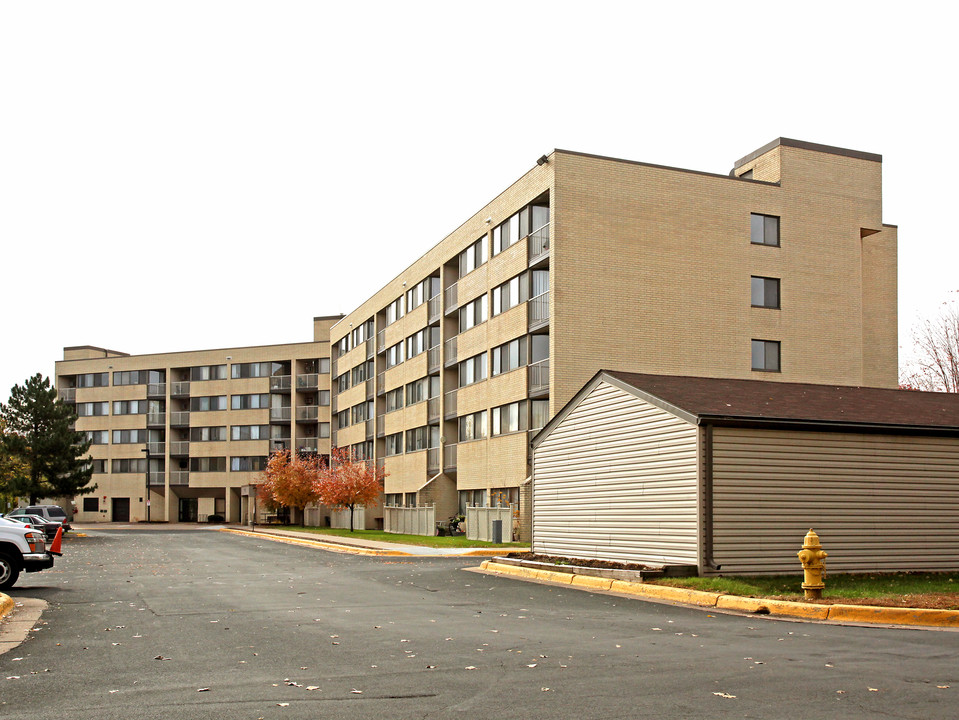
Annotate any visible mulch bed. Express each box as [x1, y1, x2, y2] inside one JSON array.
[[506, 552, 655, 572]]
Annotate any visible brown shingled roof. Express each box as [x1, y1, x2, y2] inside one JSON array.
[[603, 372, 959, 431]]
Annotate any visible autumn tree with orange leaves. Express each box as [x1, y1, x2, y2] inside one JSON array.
[[316, 447, 386, 531], [257, 450, 323, 522]]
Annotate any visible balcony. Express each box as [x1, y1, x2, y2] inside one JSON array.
[[427, 447, 440, 475], [529, 291, 550, 330], [528, 223, 550, 265], [296, 437, 319, 453], [170, 411, 190, 427], [58, 388, 76, 403], [428, 294, 442, 323], [444, 390, 457, 420], [444, 336, 458, 367], [376, 415, 385, 438], [270, 375, 292, 392], [365, 418, 375, 440], [147, 412, 166, 427], [377, 329, 386, 354], [170, 441, 190, 456], [444, 283, 458, 314], [366, 378, 374, 400], [296, 373, 319, 390], [366, 337, 375, 359], [271, 438, 291, 452], [428, 345, 441, 373], [528, 358, 550, 396], [427, 396, 440, 423], [296, 405, 319, 422], [170, 470, 189, 486], [147, 382, 166, 398], [148, 471, 165, 486], [171, 381, 190, 397], [376, 372, 385, 396], [443, 444, 457, 472], [270, 407, 292, 423]]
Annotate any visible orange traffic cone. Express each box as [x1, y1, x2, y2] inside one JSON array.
[[50, 526, 63, 556]]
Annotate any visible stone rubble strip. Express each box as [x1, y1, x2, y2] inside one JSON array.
[[476, 560, 959, 629]]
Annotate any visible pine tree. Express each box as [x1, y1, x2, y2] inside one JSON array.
[[0, 373, 96, 504]]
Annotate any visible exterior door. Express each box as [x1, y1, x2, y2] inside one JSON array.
[[111, 498, 130, 522], [178, 498, 198, 523]]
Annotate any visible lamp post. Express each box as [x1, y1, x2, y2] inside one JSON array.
[[141, 447, 151, 523]]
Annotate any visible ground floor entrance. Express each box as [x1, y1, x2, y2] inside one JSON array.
[[112, 497, 130, 522], [178, 497, 198, 522]]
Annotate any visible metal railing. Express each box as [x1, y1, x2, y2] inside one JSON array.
[[147, 412, 166, 426], [529, 291, 550, 329], [428, 294, 442, 322], [428, 345, 441, 373], [427, 447, 440, 474], [170, 411, 190, 426], [365, 418, 375, 440], [376, 415, 385, 438], [366, 337, 375, 359], [270, 407, 292, 422], [443, 443, 457, 471], [528, 223, 550, 263], [377, 373, 385, 395], [377, 329, 386, 353], [444, 390, 457, 419], [171, 381, 190, 397], [296, 373, 319, 390], [147, 382, 166, 398], [366, 378, 374, 400], [58, 387, 76, 403], [444, 283, 458, 314], [146, 441, 165, 455], [296, 405, 319, 421], [148, 471, 165, 486], [170, 470, 189, 486], [528, 358, 550, 395], [427, 396, 440, 423], [170, 441, 190, 455], [270, 375, 292, 391], [444, 336, 458, 366], [296, 437, 319, 452]]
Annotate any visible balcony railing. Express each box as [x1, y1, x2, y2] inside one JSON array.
[[270, 375, 292, 392], [170, 411, 190, 427], [271, 438, 291, 452], [58, 387, 76, 403], [376, 372, 385, 396], [376, 415, 385, 438], [428, 345, 441, 373], [270, 407, 292, 422], [528, 358, 550, 396], [366, 378, 374, 400], [148, 471, 165, 486], [296, 373, 319, 390], [171, 381, 190, 397], [529, 291, 550, 329], [444, 283, 458, 314], [377, 329, 386, 354], [444, 390, 457, 420], [170, 441, 190, 456], [366, 337, 375, 359], [444, 336, 458, 366], [427, 396, 440, 423], [147, 382, 166, 398], [146, 441, 165, 455], [365, 418, 375, 440], [428, 294, 442, 323], [147, 412, 166, 427], [296, 437, 319, 452], [528, 223, 550, 264], [296, 405, 319, 422], [427, 447, 440, 474], [443, 444, 457, 472], [170, 470, 189, 486]]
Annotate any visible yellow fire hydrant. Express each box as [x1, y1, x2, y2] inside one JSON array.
[[797, 528, 827, 600]]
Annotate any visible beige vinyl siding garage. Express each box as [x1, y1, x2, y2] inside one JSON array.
[[711, 427, 959, 574], [533, 380, 699, 565]]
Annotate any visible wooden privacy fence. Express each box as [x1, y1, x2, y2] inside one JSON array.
[[384, 505, 436, 536], [467, 506, 514, 542]]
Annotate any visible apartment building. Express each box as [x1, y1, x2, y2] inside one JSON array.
[[54, 316, 339, 524], [328, 138, 897, 536]]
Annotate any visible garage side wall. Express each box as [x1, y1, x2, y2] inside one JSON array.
[[711, 427, 959, 574], [532, 381, 699, 565]]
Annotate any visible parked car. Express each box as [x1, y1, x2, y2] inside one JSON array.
[[3, 513, 61, 539], [0, 516, 58, 589], [12, 505, 71, 532]]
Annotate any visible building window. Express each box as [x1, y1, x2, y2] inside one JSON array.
[[113, 370, 145, 386], [530, 399, 549, 431], [351, 441, 373, 461], [190, 426, 227, 442], [751, 276, 781, 309], [336, 409, 350, 429], [386, 387, 404, 413], [459, 294, 488, 332], [83, 497, 100, 512], [458, 410, 488, 442], [459, 235, 488, 277], [190, 365, 227, 381], [491, 337, 527, 377], [352, 360, 373, 385], [405, 426, 431, 452], [85, 430, 109, 444], [76, 372, 109, 388], [335, 372, 350, 392], [351, 401, 373, 424], [113, 400, 147, 415], [112, 429, 147, 444], [89, 459, 108, 474], [190, 457, 226, 472], [458, 353, 487, 387], [230, 394, 269, 410], [492, 274, 528, 316], [750, 213, 780, 247], [318, 422, 331, 438], [492, 401, 527, 436], [458, 489, 487, 512], [318, 358, 331, 374], [231, 362, 277, 379], [231, 425, 270, 441], [76, 401, 109, 416], [385, 432, 403, 456], [406, 327, 438, 359], [751, 339, 781, 372], [386, 342, 405, 369], [385, 296, 406, 326], [112, 458, 147, 473], [351, 319, 374, 347], [336, 336, 350, 356], [230, 456, 267, 472]]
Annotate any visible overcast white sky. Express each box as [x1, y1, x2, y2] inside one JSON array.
[[1, 2, 955, 397]]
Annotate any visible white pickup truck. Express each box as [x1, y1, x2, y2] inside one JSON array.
[[0, 517, 60, 589]]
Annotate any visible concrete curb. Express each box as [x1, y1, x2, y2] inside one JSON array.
[[0, 593, 14, 621], [222, 528, 412, 556], [478, 560, 959, 628]]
